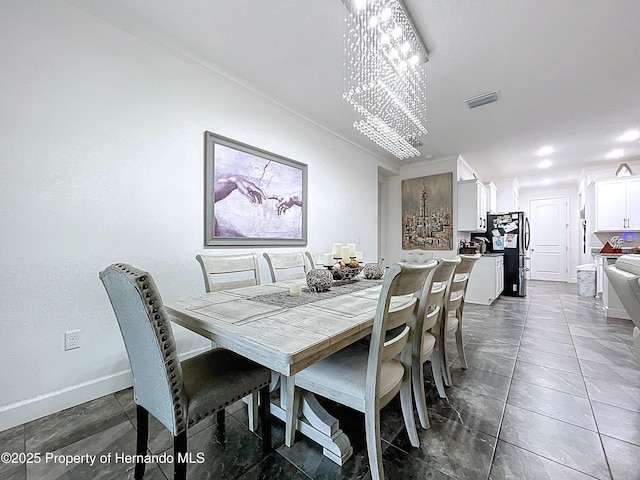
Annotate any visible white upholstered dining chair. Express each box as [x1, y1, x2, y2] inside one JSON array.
[[99, 263, 271, 480], [284, 262, 435, 480], [400, 250, 434, 264], [441, 253, 481, 386], [263, 251, 308, 282]]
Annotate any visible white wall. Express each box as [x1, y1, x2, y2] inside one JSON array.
[[0, 0, 380, 430]]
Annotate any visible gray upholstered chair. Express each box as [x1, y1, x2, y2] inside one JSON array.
[[196, 252, 260, 292], [263, 251, 308, 282], [284, 262, 434, 480], [605, 254, 640, 363], [441, 254, 481, 386], [411, 257, 459, 429], [100, 263, 271, 480]]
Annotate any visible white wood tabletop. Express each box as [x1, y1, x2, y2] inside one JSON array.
[[165, 280, 411, 376]]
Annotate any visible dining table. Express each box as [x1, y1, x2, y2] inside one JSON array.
[[165, 276, 414, 465]]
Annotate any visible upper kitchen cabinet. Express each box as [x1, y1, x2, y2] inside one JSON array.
[[458, 179, 487, 232], [595, 177, 640, 231], [484, 181, 497, 213]]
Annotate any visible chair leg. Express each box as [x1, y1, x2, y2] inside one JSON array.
[[364, 409, 384, 480], [412, 360, 430, 430], [215, 409, 226, 443], [173, 431, 187, 480], [455, 307, 468, 370], [269, 371, 281, 392], [259, 384, 272, 453], [400, 368, 420, 448], [441, 332, 453, 387], [244, 393, 259, 432], [430, 350, 447, 399], [134, 405, 148, 480]]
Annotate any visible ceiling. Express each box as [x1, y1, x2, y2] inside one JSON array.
[[68, 0, 640, 188]]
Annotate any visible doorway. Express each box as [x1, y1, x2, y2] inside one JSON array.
[[529, 197, 568, 281]]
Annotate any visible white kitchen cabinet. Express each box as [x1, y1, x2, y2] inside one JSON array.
[[484, 181, 497, 213], [595, 177, 640, 231], [465, 254, 504, 305], [458, 179, 487, 232]]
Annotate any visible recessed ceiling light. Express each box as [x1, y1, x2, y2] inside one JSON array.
[[618, 130, 640, 142], [541, 179, 551, 185], [537, 146, 553, 156], [606, 149, 624, 159], [537, 159, 553, 169]]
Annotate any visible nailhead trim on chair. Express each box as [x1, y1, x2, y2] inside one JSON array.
[[113, 263, 189, 435]]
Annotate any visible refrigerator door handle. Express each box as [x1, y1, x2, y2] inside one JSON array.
[[524, 217, 531, 250]]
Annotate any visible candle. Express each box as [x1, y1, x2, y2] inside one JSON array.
[[347, 243, 356, 258], [355, 251, 363, 262], [289, 284, 302, 297], [341, 246, 350, 262], [323, 253, 334, 267], [332, 243, 342, 258]]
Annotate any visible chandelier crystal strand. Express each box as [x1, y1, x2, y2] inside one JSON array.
[[344, 0, 427, 159]]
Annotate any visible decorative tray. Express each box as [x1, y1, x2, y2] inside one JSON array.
[[329, 264, 363, 281]]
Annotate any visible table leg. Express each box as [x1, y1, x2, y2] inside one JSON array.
[[272, 376, 353, 465]]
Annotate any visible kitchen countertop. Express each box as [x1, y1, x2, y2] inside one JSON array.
[[594, 252, 639, 259]]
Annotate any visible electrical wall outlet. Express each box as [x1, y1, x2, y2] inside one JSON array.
[[65, 330, 80, 351]]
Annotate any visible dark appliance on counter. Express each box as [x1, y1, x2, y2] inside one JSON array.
[[485, 211, 530, 297], [458, 241, 480, 254]]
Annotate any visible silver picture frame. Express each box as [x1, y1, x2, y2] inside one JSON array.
[[204, 132, 308, 246]]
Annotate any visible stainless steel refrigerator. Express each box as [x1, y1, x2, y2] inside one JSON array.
[[485, 211, 530, 297]]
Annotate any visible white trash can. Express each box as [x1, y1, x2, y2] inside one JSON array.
[[577, 264, 597, 297]]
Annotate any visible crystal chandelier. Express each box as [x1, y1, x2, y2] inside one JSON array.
[[343, 0, 428, 159]]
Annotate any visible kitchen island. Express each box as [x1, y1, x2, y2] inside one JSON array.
[[595, 253, 632, 320]]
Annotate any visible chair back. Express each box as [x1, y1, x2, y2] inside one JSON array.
[[367, 262, 436, 405], [400, 250, 434, 265], [263, 251, 308, 282], [432, 257, 462, 293], [99, 263, 186, 436], [305, 251, 325, 271], [449, 254, 481, 311], [196, 253, 260, 292], [414, 260, 453, 340]]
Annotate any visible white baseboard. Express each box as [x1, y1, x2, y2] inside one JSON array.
[[0, 346, 209, 432]]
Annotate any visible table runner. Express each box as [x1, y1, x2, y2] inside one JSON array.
[[248, 278, 383, 308]]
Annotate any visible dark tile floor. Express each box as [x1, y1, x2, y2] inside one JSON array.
[[2, 280, 640, 479]]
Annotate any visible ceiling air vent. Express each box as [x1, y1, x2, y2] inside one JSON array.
[[465, 90, 501, 109]]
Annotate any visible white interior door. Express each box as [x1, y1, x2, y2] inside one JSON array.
[[529, 197, 568, 281]]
